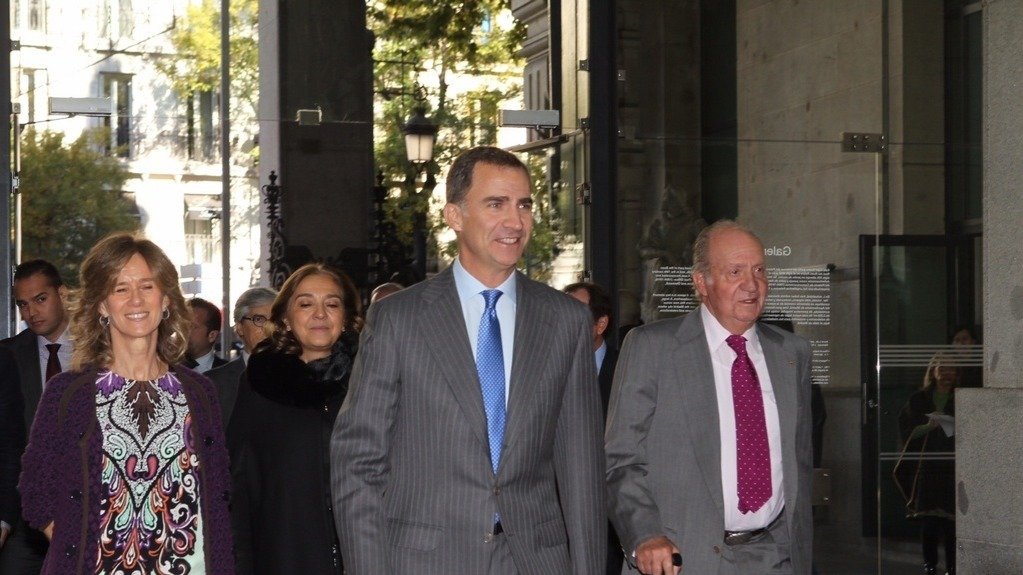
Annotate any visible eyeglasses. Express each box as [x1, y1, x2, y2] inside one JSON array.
[[241, 314, 269, 327]]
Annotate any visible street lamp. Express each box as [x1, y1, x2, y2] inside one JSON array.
[[401, 106, 438, 168], [400, 106, 437, 281]]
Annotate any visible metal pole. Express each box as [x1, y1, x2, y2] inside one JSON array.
[[12, 110, 21, 265], [219, 0, 232, 356], [2, 4, 14, 338]]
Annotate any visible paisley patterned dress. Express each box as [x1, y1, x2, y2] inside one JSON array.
[[93, 370, 206, 574]]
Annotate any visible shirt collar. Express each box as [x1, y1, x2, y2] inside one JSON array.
[[700, 304, 759, 352], [452, 257, 518, 306], [196, 348, 217, 366], [595, 339, 608, 369]]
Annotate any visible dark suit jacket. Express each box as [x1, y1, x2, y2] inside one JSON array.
[[1, 329, 44, 432], [331, 266, 606, 574], [206, 357, 244, 425], [606, 311, 814, 574], [0, 347, 25, 525]]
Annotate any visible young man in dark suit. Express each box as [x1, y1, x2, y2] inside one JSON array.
[[186, 297, 228, 373], [0, 259, 70, 573]]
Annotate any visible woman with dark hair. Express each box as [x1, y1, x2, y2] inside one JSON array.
[[895, 353, 958, 575], [18, 232, 234, 574], [227, 263, 362, 575]]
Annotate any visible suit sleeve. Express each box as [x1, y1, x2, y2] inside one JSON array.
[[0, 348, 25, 526], [552, 304, 606, 575], [330, 303, 401, 574], [604, 326, 667, 553]]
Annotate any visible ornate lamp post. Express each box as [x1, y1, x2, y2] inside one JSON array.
[[401, 106, 438, 281]]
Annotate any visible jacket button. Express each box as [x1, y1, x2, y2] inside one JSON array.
[[713, 545, 721, 554], [482, 533, 494, 544], [493, 487, 501, 496], [70, 489, 81, 500], [204, 436, 214, 446], [65, 543, 77, 556]]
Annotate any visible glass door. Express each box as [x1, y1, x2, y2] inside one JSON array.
[[861, 234, 981, 573]]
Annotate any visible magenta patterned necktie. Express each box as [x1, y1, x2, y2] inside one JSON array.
[[726, 334, 772, 513]]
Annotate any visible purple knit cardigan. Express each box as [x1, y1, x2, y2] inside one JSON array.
[[19, 366, 235, 574]]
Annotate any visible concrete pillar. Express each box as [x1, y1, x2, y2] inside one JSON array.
[[956, 0, 1023, 572]]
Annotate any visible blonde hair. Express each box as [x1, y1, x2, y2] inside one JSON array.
[[922, 352, 959, 390], [69, 232, 192, 371]]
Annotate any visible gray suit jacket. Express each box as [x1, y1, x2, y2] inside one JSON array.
[[605, 311, 813, 574], [331, 266, 606, 574], [205, 357, 244, 425]]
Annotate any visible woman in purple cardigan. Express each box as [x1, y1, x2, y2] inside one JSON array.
[[19, 233, 234, 575]]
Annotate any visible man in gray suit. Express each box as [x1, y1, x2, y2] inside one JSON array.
[[206, 286, 276, 424], [332, 146, 605, 574], [606, 220, 813, 575]]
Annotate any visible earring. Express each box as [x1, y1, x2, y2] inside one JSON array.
[[162, 308, 170, 320], [99, 316, 111, 328]]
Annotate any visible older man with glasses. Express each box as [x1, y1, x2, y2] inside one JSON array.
[[206, 286, 278, 425]]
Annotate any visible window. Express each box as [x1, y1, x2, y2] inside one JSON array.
[[101, 0, 134, 38], [946, 1, 983, 232], [15, 69, 45, 124], [12, 0, 48, 31], [102, 73, 132, 158], [187, 90, 216, 160], [28, 0, 46, 32]]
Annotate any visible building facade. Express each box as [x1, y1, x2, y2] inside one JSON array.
[[9, 0, 263, 319], [512, 0, 1020, 572]]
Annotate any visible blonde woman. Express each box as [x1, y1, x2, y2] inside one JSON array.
[[896, 353, 958, 575], [19, 233, 234, 574]]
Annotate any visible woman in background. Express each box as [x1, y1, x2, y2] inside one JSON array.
[[19, 232, 234, 574], [228, 263, 362, 575], [896, 353, 958, 575]]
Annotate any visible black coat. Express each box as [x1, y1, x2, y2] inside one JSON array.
[[895, 387, 956, 518], [227, 337, 356, 575]]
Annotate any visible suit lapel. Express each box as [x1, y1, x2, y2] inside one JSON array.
[[758, 325, 799, 519], [501, 275, 554, 457], [675, 312, 725, 514], [419, 268, 489, 449]]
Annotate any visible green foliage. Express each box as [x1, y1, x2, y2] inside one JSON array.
[[18, 129, 139, 286], [368, 0, 525, 73], [369, 1, 564, 279], [155, 0, 259, 125]]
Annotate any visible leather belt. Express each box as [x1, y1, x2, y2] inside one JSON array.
[[723, 526, 767, 546], [723, 511, 782, 546]]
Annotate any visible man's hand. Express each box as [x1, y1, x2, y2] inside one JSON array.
[[634, 535, 682, 575], [0, 523, 10, 547]]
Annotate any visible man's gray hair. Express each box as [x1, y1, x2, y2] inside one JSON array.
[[691, 219, 761, 275], [233, 286, 278, 323]]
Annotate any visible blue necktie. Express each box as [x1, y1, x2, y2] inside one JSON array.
[[477, 289, 506, 474]]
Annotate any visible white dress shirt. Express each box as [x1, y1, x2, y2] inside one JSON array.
[[594, 340, 607, 371], [700, 305, 785, 531], [37, 326, 73, 389], [193, 348, 218, 373], [452, 258, 516, 404]]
